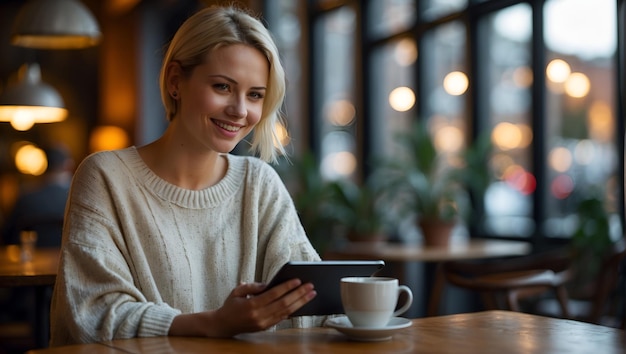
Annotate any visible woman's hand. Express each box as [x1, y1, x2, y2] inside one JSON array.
[[169, 279, 316, 338], [212, 279, 316, 337]]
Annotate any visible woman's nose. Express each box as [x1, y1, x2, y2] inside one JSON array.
[[226, 95, 247, 118]]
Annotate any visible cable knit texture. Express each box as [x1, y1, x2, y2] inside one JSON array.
[[49, 147, 321, 346]]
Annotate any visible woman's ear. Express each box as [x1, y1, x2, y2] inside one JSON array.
[[166, 61, 183, 98]]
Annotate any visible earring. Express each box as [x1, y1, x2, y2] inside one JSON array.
[[172, 91, 178, 98]]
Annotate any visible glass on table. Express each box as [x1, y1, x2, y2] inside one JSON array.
[[20, 230, 37, 263]]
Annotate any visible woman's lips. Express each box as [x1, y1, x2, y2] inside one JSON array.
[[212, 119, 242, 132]]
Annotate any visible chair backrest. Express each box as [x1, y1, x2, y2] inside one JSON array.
[[444, 246, 571, 279], [440, 246, 574, 314], [587, 239, 626, 326]]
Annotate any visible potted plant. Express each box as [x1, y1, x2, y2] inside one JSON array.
[[380, 120, 467, 247], [326, 174, 395, 244], [453, 132, 493, 237], [569, 187, 615, 297], [273, 152, 339, 254]]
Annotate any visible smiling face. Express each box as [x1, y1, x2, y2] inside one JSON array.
[[167, 44, 269, 154]]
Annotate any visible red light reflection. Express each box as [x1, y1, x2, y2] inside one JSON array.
[[504, 166, 536, 195], [551, 174, 574, 199]]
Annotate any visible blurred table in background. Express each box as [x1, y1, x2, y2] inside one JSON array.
[[0, 246, 60, 350], [324, 238, 530, 262], [0, 246, 59, 286], [325, 238, 531, 317]]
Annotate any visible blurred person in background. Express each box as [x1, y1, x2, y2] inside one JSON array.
[[0, 144, 74, 352], [2, 144, 75, 247]]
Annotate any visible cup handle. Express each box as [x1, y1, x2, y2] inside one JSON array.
[[393, 285, 413, 317]]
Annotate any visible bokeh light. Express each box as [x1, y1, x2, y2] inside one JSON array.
[[512, 66, 533, 88], [551, 174, 574, 199], [434, 125, 464, 153], [15, 143, 47, 176], [394, 38, 417, 66], [548, 146, 572, 173], [546, 59, 571, 83], [89, 125, 130, 152], [517, 124, 533, 148], [389, 86, 415, 112], [574, 139, 595, 165], [492, 122, 522, 151], [321, 151, 357, 178], [564, 72, 590, 98], [587, 100, 613, 142], [326, 99, 356, 126], [491, 153, 516, 179], [443, 71, 469, 96], [503, 165, 536, 195]]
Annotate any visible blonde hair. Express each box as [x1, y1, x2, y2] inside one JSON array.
[[159, 5, 286, 162]]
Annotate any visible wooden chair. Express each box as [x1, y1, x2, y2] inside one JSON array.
[[429, 240, 626, 329], [533, 239, 626, 328], [427, 246, 574, 317], [584, 239, 626, 326]]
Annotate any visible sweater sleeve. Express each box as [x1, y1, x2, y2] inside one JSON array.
[[250, 161, 332, 328], [49, 153, 181, 346], [253, 161, 321, 283]]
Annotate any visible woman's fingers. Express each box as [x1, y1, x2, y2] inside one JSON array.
[[250, 280, 317, 321], [272, 282, 317, 318], [231, 282, 267, 298], [217, 279, 318, 335]]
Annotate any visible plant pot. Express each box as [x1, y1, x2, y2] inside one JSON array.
[[346, 231, 388, 245], [418, 219, 455, 248]]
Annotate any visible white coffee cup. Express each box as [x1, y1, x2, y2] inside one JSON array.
[[340, 277, 413, 328]]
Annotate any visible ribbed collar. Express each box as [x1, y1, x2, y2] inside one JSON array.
[[119, 147, 245, 209]]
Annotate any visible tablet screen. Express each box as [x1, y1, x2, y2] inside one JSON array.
[[265, 260, 385, 316]]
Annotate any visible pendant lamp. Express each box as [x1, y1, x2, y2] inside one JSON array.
[[11, 0, 101, 49], [0, 63, 68, 131]]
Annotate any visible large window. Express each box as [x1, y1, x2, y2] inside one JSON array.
[[369, 37, 417, 157], [272, 0, 624, 243], [542, 0, 619, 239], [481, 4, 534, 237], [313, 5, 359, 180]]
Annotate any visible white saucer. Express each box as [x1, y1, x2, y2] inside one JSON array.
[[325, 316, 412, 341]]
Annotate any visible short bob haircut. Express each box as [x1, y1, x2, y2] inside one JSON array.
[[159, 5, 287, 163]]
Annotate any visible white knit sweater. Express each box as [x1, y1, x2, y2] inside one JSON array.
[[49, 147, 321, 346]]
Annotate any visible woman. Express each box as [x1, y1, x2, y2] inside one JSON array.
[[50, 5, 320, 346]]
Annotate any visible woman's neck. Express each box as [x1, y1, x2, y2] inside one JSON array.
[[137, 133, 227, 190]]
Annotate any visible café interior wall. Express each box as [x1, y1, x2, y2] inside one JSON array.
[[0, 0, 268, 222], [0, 1, 209, 218], [0, 0, 98, 219]]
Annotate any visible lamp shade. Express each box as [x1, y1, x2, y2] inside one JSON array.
[[0, 63, 68, 131], [11, 0, 101, 49]]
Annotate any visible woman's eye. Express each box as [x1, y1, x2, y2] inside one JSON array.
[[213, 83, 229, 91], [249, 92, 264, 100]]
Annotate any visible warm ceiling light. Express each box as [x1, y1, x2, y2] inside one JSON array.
[[15, 143, 48, 176], [0, 63, 68, 131], [89, 125, 130, 152], [11, 0, 101, 49]]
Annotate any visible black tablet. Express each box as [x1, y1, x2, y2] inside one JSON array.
[[265, 260, 385, 316]]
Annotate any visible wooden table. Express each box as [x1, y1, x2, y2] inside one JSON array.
[[325, 238, 531, 316], [26, 311, 626, 354], [324, 238, 531, 262], [0, 246, 60, 286], [0, 246, 60, 348]]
